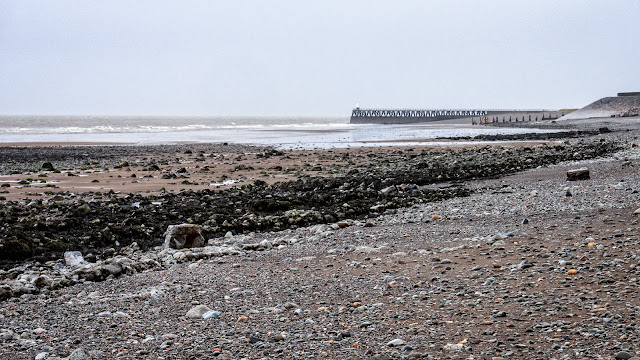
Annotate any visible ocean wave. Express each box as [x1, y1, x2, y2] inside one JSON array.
[[0, 122, 352, 135]]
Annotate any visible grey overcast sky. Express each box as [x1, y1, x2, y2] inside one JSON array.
[[0, 1, 638, 116]]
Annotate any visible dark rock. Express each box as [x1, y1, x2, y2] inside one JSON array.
[[323, 214, 336, 223], [41, 162, 55, 171], [615, 351, 633, 360], [0, 285, 13, 301], [567, 168, 590, 181], [32, 275, 52, 288]]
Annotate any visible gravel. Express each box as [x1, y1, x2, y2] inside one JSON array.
[[0, 120, 639, 359]]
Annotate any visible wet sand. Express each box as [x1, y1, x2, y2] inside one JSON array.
[[0, 140, 564, 202]]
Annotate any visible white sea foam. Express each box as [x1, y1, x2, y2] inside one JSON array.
[[0, 115, 562, 149], [0, 116, 351, 135]]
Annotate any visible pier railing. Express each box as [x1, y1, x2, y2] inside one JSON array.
[[351, 108, 553, 118], [350, 108, 565, 125], [351, 109, 489, 118]]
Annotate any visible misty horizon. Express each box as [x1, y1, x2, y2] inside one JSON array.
[[1, 1, 639, 116]]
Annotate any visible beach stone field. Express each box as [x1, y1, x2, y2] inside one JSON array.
[[1, 120, 640, 359]]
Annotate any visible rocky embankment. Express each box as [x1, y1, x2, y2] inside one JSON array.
[[0, 139, 621, 267]]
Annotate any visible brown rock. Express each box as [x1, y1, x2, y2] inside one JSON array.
[[566, 168, 590, 181]]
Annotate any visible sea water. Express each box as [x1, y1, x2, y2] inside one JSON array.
[[0, 115, 561, 149]]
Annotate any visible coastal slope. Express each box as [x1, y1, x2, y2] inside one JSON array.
[[559, 95, 640, 120]]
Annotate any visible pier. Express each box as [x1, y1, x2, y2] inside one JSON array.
[[350, 108, 565, 125]]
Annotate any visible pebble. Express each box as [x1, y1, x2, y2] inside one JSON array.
[[387, 338, 404, 347], [67, 348, 88, 360], [0, 135, 638, 360], [443, 343, 464, 351], [202, 310, 221, 319], [247, 336, 262, 344], [186, 304, 212, 318]]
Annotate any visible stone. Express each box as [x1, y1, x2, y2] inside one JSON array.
[[41, 162, 55, 171], [202, 310, 220, 319], [163, 224, 205, 249], [566, 168, 590, 181], [35, 352, 49, 360], [32, 275, 53, 288], [616, 351, 633, 360], [186, 305, 212, 319], [380, 186, 397, 196], [336, 220, 350, 228], [103, 264, 123, 277], [247, 336, 262, 344], [518, 260, 534, 269], [443, 343, 464, 351], [0, 285, 12, 300], [67, 347, 88, 360], [96, 311, 112, 318], [323, 214, 336, 223], [64, 251, 85, 267], [360, 321, 373, 328], [354, 246, 382, 254], [387, 338, 404, 347], [634, 208, 640, 215]]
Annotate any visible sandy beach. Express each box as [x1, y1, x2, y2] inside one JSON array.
[[0, 118, 639, 359]]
